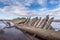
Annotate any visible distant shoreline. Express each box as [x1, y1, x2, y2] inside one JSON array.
[[53, 20, 60, 22]]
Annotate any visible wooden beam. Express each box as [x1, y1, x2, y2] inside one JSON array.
[[15, 25, 60, 40], [34, 17, 41, 27], [44, 17, 54, 29], [39, 15, 49, 28]]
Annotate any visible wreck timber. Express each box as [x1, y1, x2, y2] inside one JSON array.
[[13, 15, 60, 40], [15, 25, 60, 40]]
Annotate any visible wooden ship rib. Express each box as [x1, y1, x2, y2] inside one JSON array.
[[14, 15, 60, 40]]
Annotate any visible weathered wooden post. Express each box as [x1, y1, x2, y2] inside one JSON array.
[[34, 17, 41, 27], [24, 17, 30, 26], [24, 17, 28, 24], [30, 16, 53, 37], [44, 17, 54, 29], [36, 18, 44, 28], [39, 15, 49, 28], [48, 25, 54, 30], [23, 18, 28, 24], [30, 17, 38, 26]]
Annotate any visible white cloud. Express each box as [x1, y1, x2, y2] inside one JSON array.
[[0, 0, 60, 19], [24, 0, 34, 6], [49, 0, 60, 7], [0, 0, 60, 7], [0, 5, 60, 19], [0, 0, 48, 7], [0, 0, 33, 6], [0, 5, 39, 17], [37, 7, 60, 19], [37, 0, 47, 7], [49, 0, 58, 4], [0, 6, 29, 16]]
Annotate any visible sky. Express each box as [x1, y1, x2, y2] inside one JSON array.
[[0, 0, 60, 19]]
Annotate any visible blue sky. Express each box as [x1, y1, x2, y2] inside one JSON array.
[[0, 0, 60, 19]]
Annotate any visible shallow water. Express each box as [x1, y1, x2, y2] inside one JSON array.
[[0, 21, 30, 40], [51, 22, 60, 31], [0, 21, 6, 29]]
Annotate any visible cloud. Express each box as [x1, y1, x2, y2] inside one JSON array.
[[0, 5, 39, 17], [37, 0, 47, 7], [0, 0, 60, 9], [38, 7, 60, 19], [0, 0, 33, 7], [0, 0, 48, 7], [49, 0, 60, 7], [0, 0, 60, 19], [0, 6, 28, 15], [49, 0, 60, 4], [0, 5, 60, 19]]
